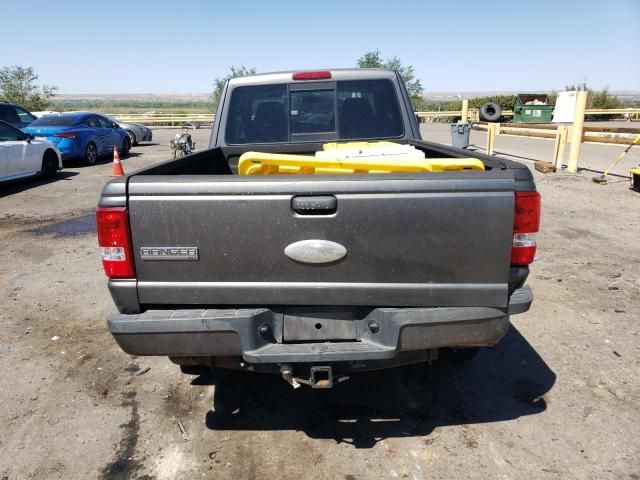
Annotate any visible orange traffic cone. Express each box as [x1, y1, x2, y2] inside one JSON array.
[[111, 145, 124, 177]]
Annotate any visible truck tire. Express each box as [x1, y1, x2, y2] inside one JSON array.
[[479, 102, 502, 122]]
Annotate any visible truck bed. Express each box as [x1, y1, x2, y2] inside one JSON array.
[[129, 138, 525, 176]]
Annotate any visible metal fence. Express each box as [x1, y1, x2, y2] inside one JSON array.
[[416, 108, 640, 122], [109, 113, 214, 126]]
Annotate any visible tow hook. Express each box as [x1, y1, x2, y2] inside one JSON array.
[[280, 365, 301, 389], [280, 365, 349, 389]]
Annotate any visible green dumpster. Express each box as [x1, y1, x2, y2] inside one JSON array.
[[513, 94, 554, 124]]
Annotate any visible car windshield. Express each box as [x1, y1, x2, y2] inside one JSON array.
[[29, 115, 79, 127], [225, 79, 404, 144]]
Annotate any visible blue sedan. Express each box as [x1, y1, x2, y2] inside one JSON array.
[[23, 112, 130, 164]]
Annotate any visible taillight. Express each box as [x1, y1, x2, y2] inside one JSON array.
[[292, 70, 332, 80], [96, 207, 136, 279], [511, 191, 541, 266], [54, 132, 77, 139]]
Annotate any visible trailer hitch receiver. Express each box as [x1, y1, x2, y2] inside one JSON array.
[[280, 365, 348, 389], [310, 366, 333, 389]]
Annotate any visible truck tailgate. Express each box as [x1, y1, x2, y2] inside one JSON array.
[[128, 173, 516, 308]]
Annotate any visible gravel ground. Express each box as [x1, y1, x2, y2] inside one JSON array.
[[0, 128, 638, 479]]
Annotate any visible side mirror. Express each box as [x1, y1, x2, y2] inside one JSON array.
[[25, 133, 34, 142]]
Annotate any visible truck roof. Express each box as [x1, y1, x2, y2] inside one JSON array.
[[227, 68, 397, 86]]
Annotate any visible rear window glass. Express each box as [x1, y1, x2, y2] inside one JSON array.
[[337, 80, 403, 139], [225, 79, 403, 144], [30, 115, 78, 127], [226, 85, 288, 144], [290, 90, 335, 134]]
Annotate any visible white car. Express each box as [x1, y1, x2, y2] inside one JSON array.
[[0, 120, 62, 183]]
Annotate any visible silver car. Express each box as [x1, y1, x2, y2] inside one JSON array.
[[109, 118, 152, 146]]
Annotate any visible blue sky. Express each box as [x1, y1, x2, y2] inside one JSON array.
[[2, 0, 639, 94]]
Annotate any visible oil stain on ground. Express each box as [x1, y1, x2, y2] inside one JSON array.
[[100, 390, 152, 480], [32, 214, 96, 237]]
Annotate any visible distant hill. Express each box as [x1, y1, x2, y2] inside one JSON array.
[[55, 93, 212, 102], [421, 90, 640, 101], [51, 93, 214, 113]]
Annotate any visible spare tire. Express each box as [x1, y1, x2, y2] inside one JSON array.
[[480, 102, 502, 122]]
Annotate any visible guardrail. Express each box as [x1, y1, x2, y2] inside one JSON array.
[[108, 113, 214, 126], [416, 107, 640, 122], [473, 122, 640, 146], [472, 121, 640, 172]]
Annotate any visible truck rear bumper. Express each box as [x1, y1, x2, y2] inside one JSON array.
[[107, 286, 532, 363]]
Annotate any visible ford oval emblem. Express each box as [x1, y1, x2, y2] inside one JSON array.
[[284, 240, 347, 264]]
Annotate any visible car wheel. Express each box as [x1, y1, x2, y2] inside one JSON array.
[[127, 130, 137, 146], [85, 142, 98, 165], [121, 136, 131, 157], [41, 150, 59, 179]]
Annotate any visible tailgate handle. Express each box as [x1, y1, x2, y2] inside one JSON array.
[[292, 196, 337, 215]]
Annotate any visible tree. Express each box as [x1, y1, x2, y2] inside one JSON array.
[[212, 65, 257, 110], [0, 65, 58, 111], [356, 49, 425, 110]]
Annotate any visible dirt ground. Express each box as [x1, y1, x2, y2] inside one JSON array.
[[0, 127, 638, 480]]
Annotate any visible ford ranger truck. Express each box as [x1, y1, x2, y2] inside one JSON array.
[[98, 69, 539, 389]]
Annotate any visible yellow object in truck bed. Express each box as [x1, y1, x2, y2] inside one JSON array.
[[238, 149, 485, 175]]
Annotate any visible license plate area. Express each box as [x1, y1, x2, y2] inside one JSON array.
[[283, 308, 356, 342]]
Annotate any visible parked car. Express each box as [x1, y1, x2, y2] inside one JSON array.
[[100, 69, 539, 389], [24, 112, 130, 164], [0, 119, 62, 183], [108, 117, 152, 146], [0, 102, 37, 129]]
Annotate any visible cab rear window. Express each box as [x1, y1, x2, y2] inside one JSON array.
[[225, 79, 404, 144]]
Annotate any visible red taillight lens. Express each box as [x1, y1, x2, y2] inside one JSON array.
[[96, 207, 136, 279], [292, 70, 332, 80], [511, 191, 541, 266], [54, 132, 78, 139]]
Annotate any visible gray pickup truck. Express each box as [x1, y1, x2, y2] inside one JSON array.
[[97, 69, 540, 388]]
